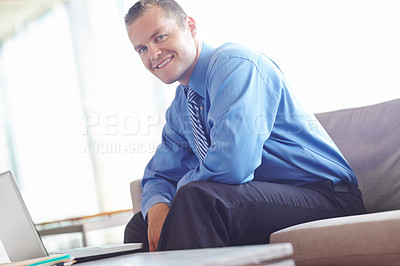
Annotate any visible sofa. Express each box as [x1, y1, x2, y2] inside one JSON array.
[[130, 98, 400, 265], [269, 98, 400, 265]]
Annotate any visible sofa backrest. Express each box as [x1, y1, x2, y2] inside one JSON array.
[[315, 99, 400, 213]]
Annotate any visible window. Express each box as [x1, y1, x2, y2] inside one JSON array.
[[0, 5, 98, 222]]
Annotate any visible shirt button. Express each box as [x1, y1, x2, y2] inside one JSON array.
[[200, 106, 204, 111]]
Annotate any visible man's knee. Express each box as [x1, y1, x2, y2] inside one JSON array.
[[174, 181, 213, 202], [171, 181, 218, 211]]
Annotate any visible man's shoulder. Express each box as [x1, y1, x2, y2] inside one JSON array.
[[207, 43, 279, 78], [212, 43, 259, 61]]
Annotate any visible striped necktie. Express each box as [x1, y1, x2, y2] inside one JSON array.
[[186, 87, 209, 162]]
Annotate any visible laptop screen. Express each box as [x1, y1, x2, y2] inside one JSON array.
[[0, 171, 48, 262]]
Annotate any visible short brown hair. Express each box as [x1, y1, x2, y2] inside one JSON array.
[[125, 0, 187, 28]]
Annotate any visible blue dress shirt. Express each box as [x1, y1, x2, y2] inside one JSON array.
[[140, 42, 357, 218]]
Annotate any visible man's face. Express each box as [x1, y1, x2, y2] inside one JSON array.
[[127, 6, 198, 85]]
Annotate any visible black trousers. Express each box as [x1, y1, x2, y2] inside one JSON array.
[[124, 180, 366, 251]]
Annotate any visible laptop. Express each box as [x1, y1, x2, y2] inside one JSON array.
[[0, 171, 142, 263]]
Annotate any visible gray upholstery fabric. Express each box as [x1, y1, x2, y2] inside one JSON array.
[[315, 99, 400, 213], [130, 179, 142, 214], [270, 210, 400, 265]]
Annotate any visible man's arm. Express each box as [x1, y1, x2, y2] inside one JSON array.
[[141, 114, 198, 218], [141, 102, 198, 251], [177, 55, 282, 189]]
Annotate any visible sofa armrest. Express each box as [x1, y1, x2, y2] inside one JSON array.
[[130, 180, 143, 214], [270, 210, 400, 265]]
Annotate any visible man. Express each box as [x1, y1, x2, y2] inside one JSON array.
[[124, 0, 366, 252]]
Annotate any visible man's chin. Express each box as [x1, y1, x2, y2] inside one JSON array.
[[156, 75, 178, 85], [161, 79, 176, 85]]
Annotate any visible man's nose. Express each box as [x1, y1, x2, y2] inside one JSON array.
[[149, 46, 162, 61]]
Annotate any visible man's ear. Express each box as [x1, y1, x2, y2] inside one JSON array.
[[186, 17, 197, 37]]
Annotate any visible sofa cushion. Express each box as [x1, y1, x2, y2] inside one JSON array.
[[270, 210, 400, 265], [315, 99, 400, 213], [130, 179, 142, 214]]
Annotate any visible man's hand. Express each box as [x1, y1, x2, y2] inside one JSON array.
[[147, 203, 170, 252]]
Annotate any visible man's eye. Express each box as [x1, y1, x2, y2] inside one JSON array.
[[157, 35, 166, 40], [139, 47, 147, 54]]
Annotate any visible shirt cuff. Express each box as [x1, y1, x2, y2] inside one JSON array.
[[141, 195, 172, 220]]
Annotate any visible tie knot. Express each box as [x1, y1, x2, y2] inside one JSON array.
[[185, 86, 198, 103]]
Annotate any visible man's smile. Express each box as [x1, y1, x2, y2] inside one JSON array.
[[154, 56, 174, 69]]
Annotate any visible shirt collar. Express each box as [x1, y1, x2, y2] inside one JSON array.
[[186, 42, 215, 99]]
